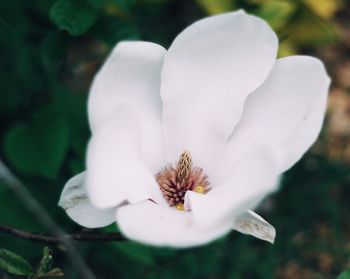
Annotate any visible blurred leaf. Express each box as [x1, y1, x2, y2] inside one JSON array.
[[338, 269, 350, 279], [0, 248, 34, 276], [3, 106, 70, 179], [304, 0, 344, 19], [195, 0, 235, 14], [286, 9, 338, 47], [278, 39, 297, 57], [50, 0, 98, 36], [257, 0, 296, 30], [113, 242, 156, 265]]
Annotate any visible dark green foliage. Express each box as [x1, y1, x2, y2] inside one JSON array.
[[112, 242, 156, 265], [50, 0, 98, 36], [0, 247, 63, 278]]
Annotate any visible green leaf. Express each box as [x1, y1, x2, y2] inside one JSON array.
[[35, 247, 64, 278], [257, 0, 296, 30], [50, 0, 98, 36], [287, 9, 338, 46], [304, 0, 343, 19], [3, 106, 70, 179], [36, 247, 53, 274], [0, 248, 34, 276], [338, 269, 350, 279]]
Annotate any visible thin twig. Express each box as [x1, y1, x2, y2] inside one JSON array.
[[0, 160, 96, 279], [0, 225, 126, 243]]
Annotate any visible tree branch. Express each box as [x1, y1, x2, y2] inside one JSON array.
[[0, 159, 96, 279], [0, 225, 126, 243]]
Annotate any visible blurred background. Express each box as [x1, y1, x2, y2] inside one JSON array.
[[0, 0, 350, 278]]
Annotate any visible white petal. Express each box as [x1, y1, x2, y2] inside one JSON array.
[[86, 106, 166, 209], [59, 172, 116, 228], [88, 41, 166, 173], [161, 10, 278, 170], [211, 56, 330, 183], [116, 200, 233, 248], [233, 210, 276, 243], [185, 146, 280, 227], [278, 84, 329, 170]]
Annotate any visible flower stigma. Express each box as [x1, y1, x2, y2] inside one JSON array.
[[155, 151, 210, 210]]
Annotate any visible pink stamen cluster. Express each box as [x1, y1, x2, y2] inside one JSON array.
[[155, 152, 210, 207]]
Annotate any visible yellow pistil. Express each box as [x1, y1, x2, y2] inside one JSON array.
[[175, 203, 185, 211], [193, 185, 205, 194]]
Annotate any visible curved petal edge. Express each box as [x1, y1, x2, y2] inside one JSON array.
[[233, 210, 276, 243], [59, 172, 116, 228], [116, 200, 233, 248]]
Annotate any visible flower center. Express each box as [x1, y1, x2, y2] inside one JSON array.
[[155, 151, 210, 210]]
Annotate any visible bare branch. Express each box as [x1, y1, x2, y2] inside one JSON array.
[[0, 159, 96, 279], [0, 225, 126, 243]]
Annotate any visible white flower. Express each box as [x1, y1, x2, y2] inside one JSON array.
[[59, 10, 330, 248]]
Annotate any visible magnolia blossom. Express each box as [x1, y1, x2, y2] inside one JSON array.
[[59, 10, 330, 247]]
